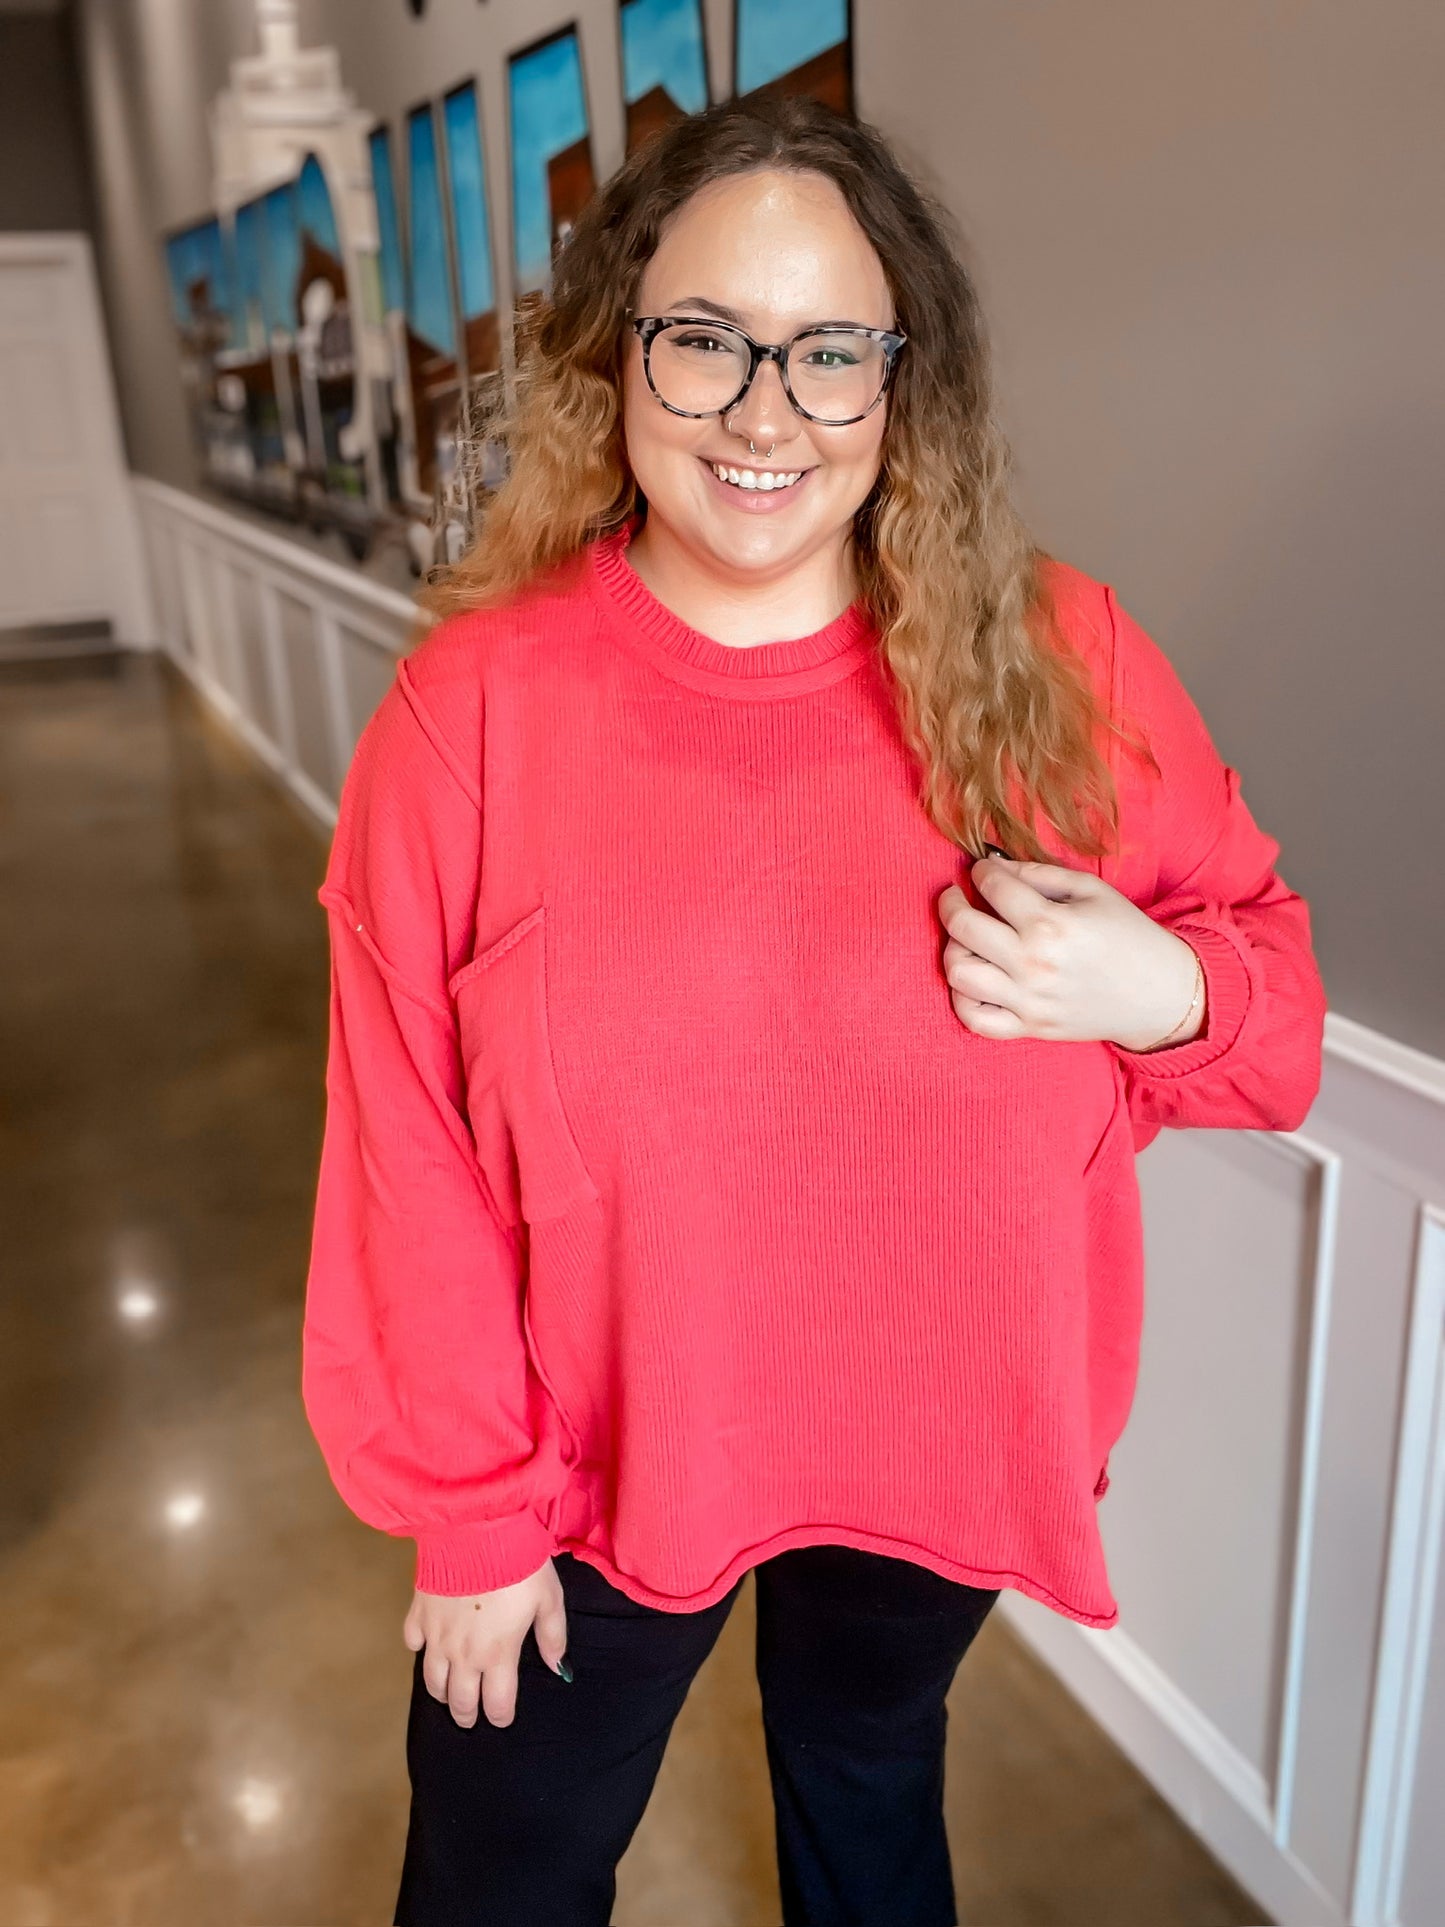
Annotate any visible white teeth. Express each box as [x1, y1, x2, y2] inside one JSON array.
[[710, 463, 803, 491]]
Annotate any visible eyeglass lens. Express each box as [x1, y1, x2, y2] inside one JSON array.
[[647, 321, 889, 423]]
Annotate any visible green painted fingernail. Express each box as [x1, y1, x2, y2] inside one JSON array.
[[556, 1656, 574, 1682]]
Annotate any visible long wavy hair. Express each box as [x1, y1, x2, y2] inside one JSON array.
[[421, 93, 1152, 861]]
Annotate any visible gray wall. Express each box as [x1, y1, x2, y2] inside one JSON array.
[[72, 0, 1444, 1055], [860, 2, 1443, 1058], [0, 10, 96, 232]]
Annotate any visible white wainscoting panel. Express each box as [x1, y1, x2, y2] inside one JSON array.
[[133, 478, 1445, 1927], [134, 478, 414, 829], [1353, 1208, 1445, 1927], [1005, 1044, 1445, 1926]]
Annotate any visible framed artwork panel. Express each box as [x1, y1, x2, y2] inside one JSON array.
[[618, 0, 709, 153]]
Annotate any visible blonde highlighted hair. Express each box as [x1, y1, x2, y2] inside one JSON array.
[[422, 93, 1152, 861]]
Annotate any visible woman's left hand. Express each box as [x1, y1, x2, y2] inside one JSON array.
[[937, 854, 1204, 1051]]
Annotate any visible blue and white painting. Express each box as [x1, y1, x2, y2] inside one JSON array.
[[736, 0, 851, 110], [165, 199, 287, 487], [260, 182, 301, 335], [368, 125, 407, 317], [164, 217, 232, 343], [232, 196, 269, 351], [406, 103, 458, 356], [509, 27, 595, 296], [442, 81, 496, 332], [296, 152, 342, 259], [620, 0, 708, 150]]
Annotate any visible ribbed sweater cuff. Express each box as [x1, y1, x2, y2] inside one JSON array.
[[1109, 916, 1254, 1080], [413, 1508, 557, 1596]]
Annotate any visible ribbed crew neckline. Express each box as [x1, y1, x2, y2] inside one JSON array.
[[588, 515, 876, 698]]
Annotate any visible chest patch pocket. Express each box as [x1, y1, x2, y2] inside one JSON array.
[[450, 905, 600, 1229]]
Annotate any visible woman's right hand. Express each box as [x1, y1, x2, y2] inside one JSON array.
[[403, 1558, 572, 1729]]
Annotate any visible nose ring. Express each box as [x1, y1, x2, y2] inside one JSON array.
[[726, 409, 774, 462]]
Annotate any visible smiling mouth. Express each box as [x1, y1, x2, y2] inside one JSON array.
[[703, 458, 810, 492]]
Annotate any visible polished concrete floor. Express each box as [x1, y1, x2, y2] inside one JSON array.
[[0, 647, 1270, 1926]]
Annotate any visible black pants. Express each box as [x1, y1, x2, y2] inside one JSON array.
[[394, 1542, 999, 1927]]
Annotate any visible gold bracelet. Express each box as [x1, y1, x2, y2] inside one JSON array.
[[1142, 947, 1205, 1051]]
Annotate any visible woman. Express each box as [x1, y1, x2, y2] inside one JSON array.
[[302, 93, 1325, 1927]]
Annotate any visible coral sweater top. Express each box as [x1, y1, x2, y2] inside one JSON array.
[[301, 518, 1326, 1627]]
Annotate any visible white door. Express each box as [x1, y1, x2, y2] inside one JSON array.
[[0, 232, 151, 642]]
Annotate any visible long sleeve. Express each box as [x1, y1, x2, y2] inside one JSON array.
[[1102, 585, 1327, 1140], [301, 658, 563, 1596]]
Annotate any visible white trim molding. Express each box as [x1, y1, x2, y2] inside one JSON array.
[[1321, 1015, 1445, 1111], [135, 475, 414, 828], [1267, 1132, 1343, 1855], [1352, 1207, 1445, 1927], [1003, 1069, 1445, 1925]]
